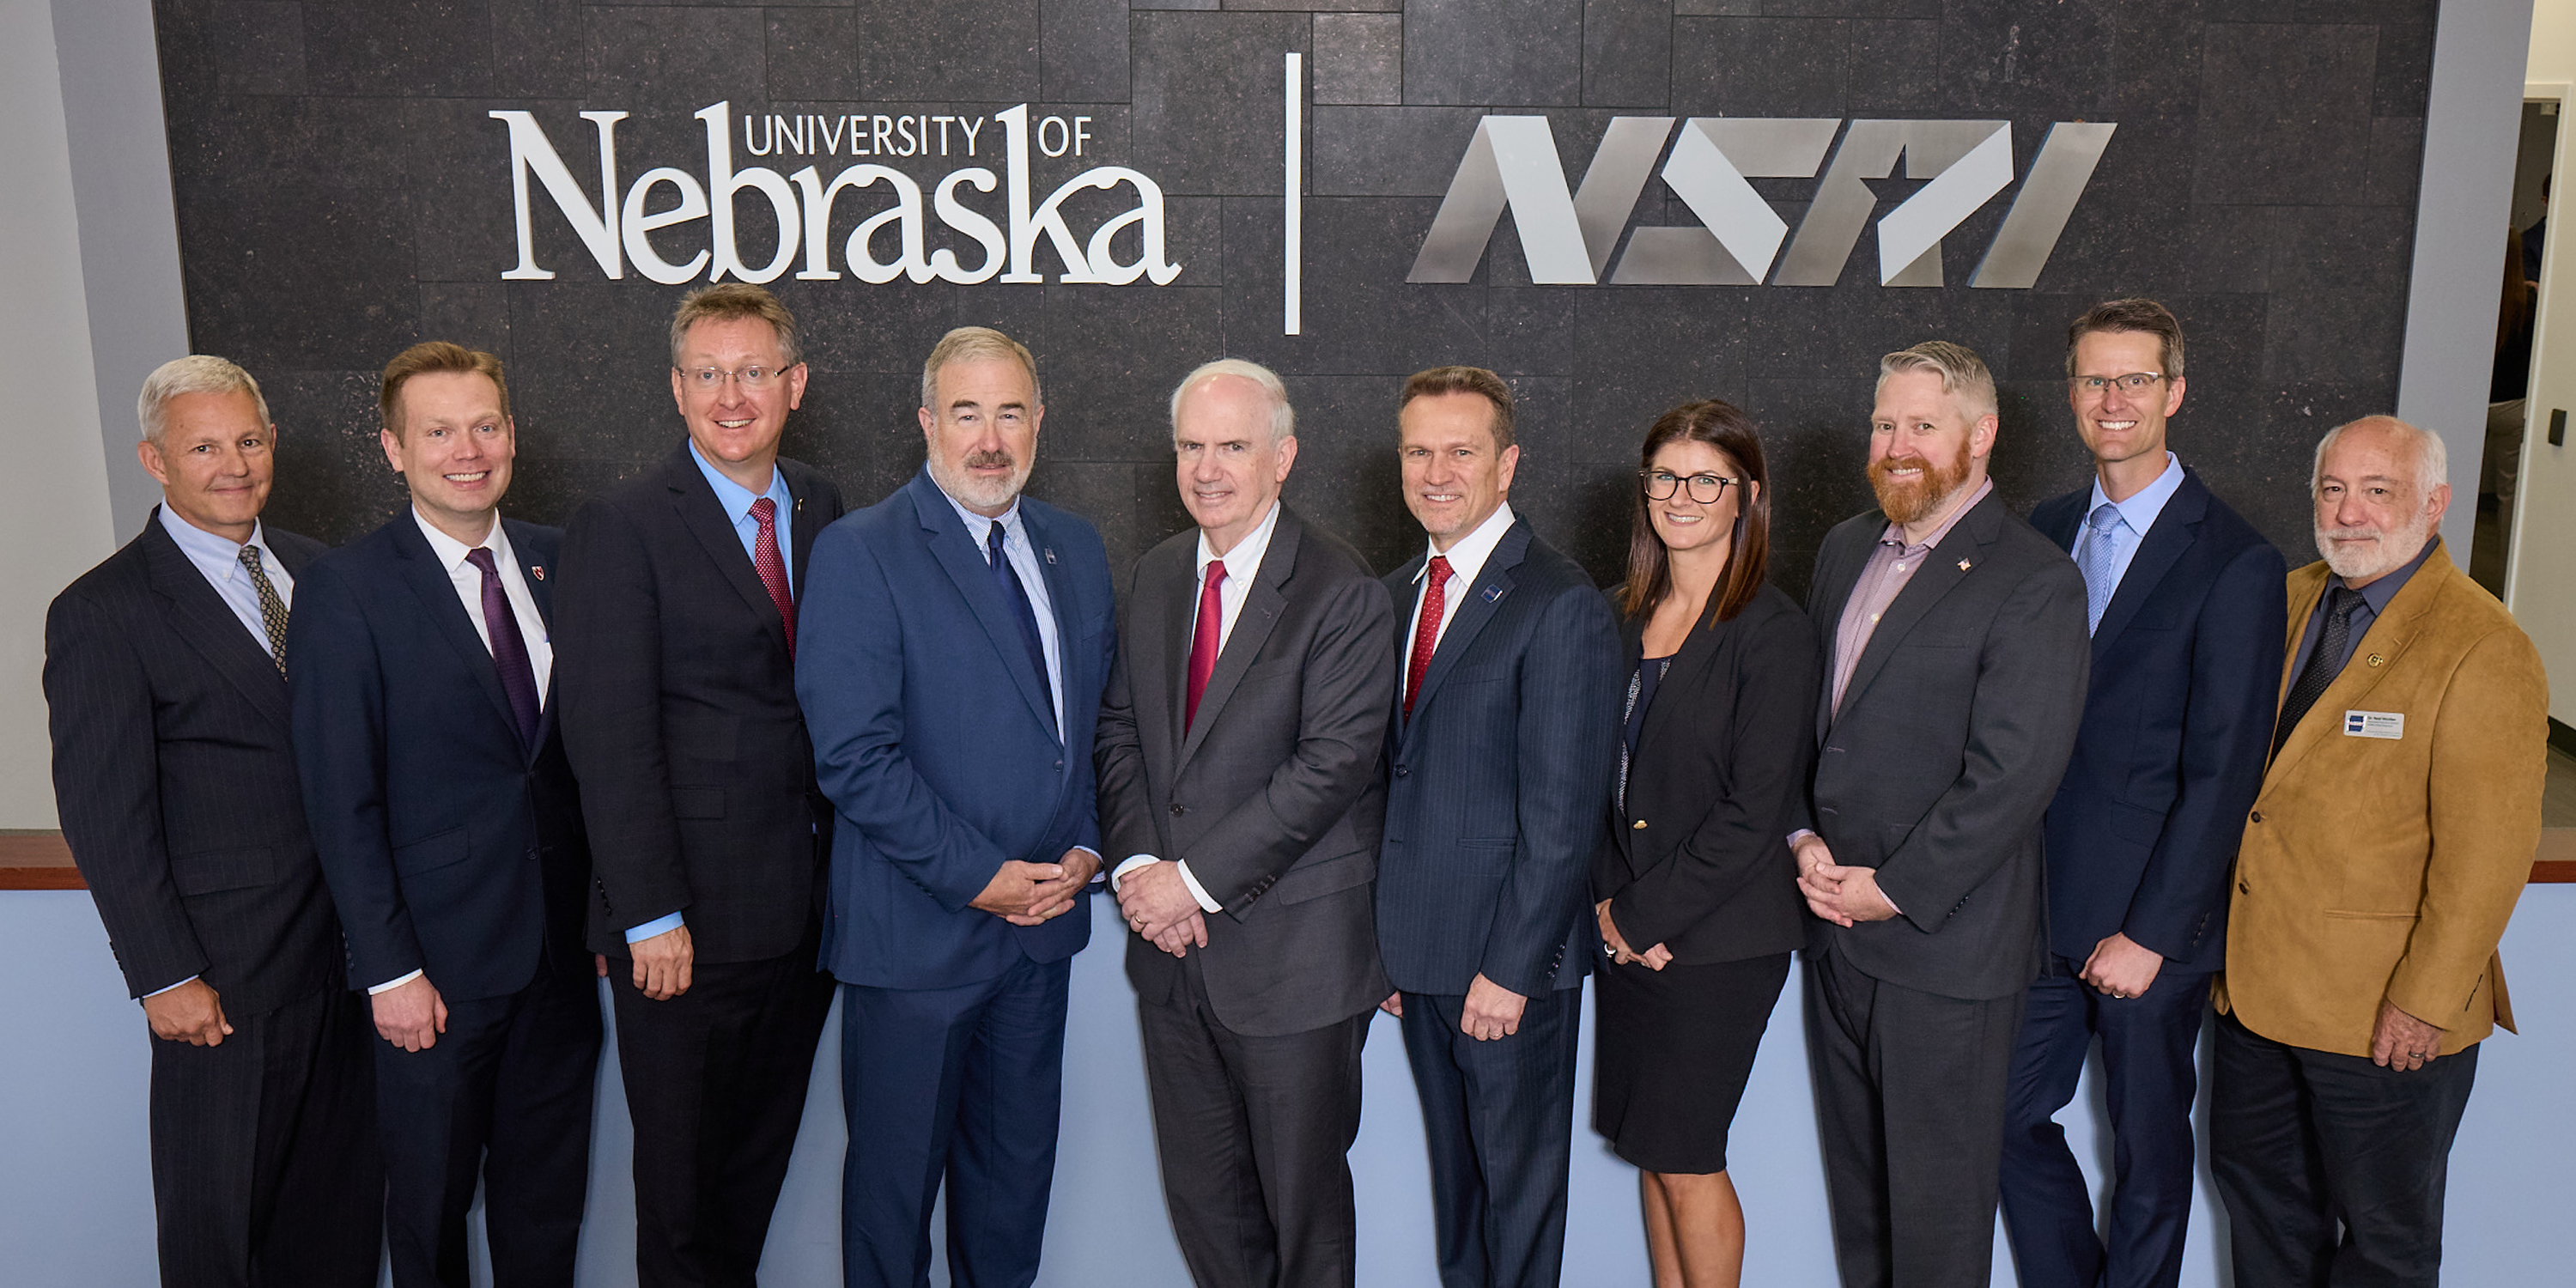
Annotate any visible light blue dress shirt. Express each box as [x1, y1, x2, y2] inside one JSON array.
[[688, 440, 795, 595], [629, 448, 799, 945], [2081, 452, 2188, 609], [158, 505, 293, 657], [939, 489, 1066, 742]]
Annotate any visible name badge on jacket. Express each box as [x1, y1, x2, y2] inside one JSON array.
[[2343, 710, 2404, 739]]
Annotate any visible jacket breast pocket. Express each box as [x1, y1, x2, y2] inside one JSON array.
[[392, 828, 470, 877], [168, 846, 279, 896]]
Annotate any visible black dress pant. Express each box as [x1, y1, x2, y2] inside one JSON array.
[[2210, 1010, 2479, 1288], [374, 958, 602, 1288], [1138, 953, 1370, 1288], [2000, 956, 2213, 1288], [1395, 985, 1582, 1288], [1803, 945, 2026, 1288], [611, 936, 835, 1288], [148, 983, 381, 1288]]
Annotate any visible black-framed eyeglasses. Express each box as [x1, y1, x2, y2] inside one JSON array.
[[678, 364, 790, 392], [2069, 372, 2164, 398], [1640, 470, 1742, 503]]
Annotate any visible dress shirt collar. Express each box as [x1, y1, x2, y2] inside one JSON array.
[[1878, 478, 1992, 553], [410, 507, 508, 573], [158, 503, 279, 576], [2328, 534, 2441, 616], [1413, 501, 1516, 587], [2087, 452, 2185, 538], [937, 482, 1026, 549], [1196, 500, 1282, 580], [688, 439, 789, 526]]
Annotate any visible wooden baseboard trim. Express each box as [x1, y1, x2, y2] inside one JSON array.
[[0, 866, 88, 890]]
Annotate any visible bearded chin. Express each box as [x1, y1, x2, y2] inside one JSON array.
[[2316, 516, 2430, 581]]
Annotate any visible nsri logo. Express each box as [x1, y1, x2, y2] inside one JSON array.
[[1410, 117, 2115, 288]]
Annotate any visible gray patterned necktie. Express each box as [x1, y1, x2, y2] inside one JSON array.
[[237, 545, 288, 677]]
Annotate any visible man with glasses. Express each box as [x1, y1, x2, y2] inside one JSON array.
[[2000, 300, 2286, 1288], [556, 283, 845, 1288]]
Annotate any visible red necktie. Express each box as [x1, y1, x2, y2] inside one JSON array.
[[1185, 559, 1226, 729], [1404, 555, 1452, 719], [750, 496, 796, 656]]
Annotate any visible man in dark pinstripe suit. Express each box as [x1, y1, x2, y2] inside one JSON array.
[[45, 355, 381, 1288]]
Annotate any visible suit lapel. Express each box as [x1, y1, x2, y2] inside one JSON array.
[[140, 514, 292, 728], [507, 519, 559, 753], [2089, 474, 2206, 656], [667, 445, 790, 653], [785, 465, 825, 591], [1028, 503, 1082, 742], [1831, 497, 2002, 732], [1631, 605, 1724, 758], [389, 518, 523, 744], [1400, 520, 1528, 748], [910, 473, 1060, 742], [1807, 522, 1873, 740], [2265, 549, 2447, 779], [1177, 510, 1300, 769]]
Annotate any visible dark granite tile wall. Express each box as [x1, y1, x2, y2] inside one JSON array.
[[157, 0, 2433, 598]]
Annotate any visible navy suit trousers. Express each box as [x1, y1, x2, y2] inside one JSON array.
[[2001, 956, 2213, 1288], [839, 955, 1072, 1288], [1396, 987, 1582, 1288]]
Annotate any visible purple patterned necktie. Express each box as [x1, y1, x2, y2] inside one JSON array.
[[465, 547, 542, 752]]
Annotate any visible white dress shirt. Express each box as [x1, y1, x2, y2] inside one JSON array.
[[157, 504, 294, 657], [372, 509, 552, 994], [1111, 501, 1285, 913], [1400, 501, 1517, 706], [939, 489, 1067, 741]]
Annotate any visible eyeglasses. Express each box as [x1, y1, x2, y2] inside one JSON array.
[[2069, 372, 2164, 398], [679, 364, 790, 392], [1640, 470, 1742, 503]]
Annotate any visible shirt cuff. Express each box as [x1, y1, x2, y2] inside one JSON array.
[[624, 912, 686, 944], [1110, 855, 1223, 913], [368, 969, 423, 995], [143, 975, 199, 999], [1788, 829, 1819, 847]]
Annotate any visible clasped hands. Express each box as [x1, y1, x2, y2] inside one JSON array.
[[1794, 835, 1899, 927], [972, 848, 1099, 927], [1115, 860, 1207, 958]]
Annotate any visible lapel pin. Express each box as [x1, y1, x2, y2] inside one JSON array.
[[1044, 547, 1058, 565], [1957, 559, 1972, 571], [2366, 653, 2384, 667], [531, 566, 546, 581], [1483, 585, 1504, 603]]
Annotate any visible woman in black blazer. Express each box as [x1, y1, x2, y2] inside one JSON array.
[[1591, 399, 1821, 1288]]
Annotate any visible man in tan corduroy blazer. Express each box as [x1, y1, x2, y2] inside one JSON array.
[[2209, 416, 2547, 1288]]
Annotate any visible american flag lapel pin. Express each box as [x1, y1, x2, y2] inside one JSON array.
[[1483, 584, 1504, 603]]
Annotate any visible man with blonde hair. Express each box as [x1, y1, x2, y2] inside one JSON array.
[[1795, 341, 2090, 1288], [799, 325, 1117, 1288], [46, 355, 382, 1286], [2211, 415, 2546, 1288], [556, 283, 845, 1287]]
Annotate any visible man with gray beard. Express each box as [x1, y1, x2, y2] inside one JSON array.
[[2211, 415, 2546, 1288], [795, 326, 1118, 1288]]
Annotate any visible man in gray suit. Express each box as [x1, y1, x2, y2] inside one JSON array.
[[1795, 341, 2091, 1288], [1097, 359, 1398, 1288]]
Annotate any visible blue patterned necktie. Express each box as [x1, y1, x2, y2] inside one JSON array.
[[987, 519, 1054, 720], [2075, 502, 2124, 635]]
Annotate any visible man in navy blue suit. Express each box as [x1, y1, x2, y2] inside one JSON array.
[[290, 343, 599, 1287], [2001, 301, 2286, 1288], [796, 326, 1116, 1288], [1374, 366, 1621, 1288]]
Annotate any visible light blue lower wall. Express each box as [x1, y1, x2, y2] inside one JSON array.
[[8, 886, 2570, 1286]]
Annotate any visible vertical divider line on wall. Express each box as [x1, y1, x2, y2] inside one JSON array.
[[1286, 52, 1303, 337]]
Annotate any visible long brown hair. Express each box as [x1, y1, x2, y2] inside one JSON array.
[[1618, 399, 1771, 623]]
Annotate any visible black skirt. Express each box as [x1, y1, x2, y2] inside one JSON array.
[[1592, 950, 1792, 1175]]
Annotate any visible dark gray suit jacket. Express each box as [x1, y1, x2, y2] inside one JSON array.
[[44, 510, 345, 1013], [1096, 505, 1397, 1036], [1803, 489, 2090, 1000]]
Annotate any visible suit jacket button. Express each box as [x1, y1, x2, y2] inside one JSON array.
[[2249, 811, 2264, 823], [1054, 759, 1064, 770], [1394, 766, 1408, 777], [2239, 879, 2251, 894], [1631, 819, 1648, 829], [1169, 804, 1186, 817]]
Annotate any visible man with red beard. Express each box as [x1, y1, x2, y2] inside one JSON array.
[[1794, 341, 2091, 1288]]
